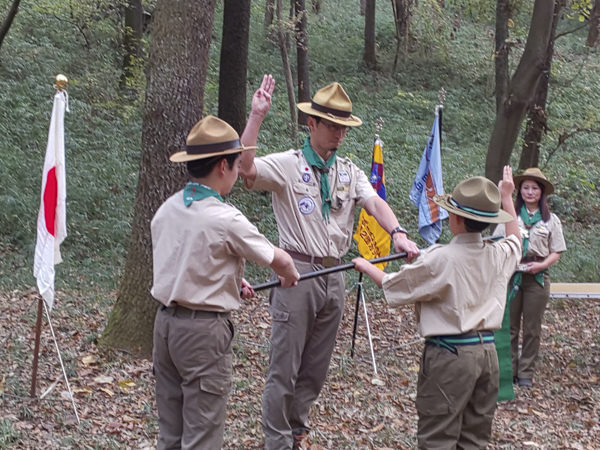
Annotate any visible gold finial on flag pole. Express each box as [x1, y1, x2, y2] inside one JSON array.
[[55, 74, 68, 91]]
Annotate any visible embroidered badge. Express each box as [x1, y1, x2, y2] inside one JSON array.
[[369, 173, 381, 184], [298, 196, 316, 215], [338, 171, 351, 183], [302, 173, 311, 183]]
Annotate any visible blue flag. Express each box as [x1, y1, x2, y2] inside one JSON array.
[[409, 113, 448, 244]]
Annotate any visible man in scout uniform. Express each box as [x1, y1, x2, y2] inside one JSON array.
[[239, 75, 420, 449], [151, 115, 300, 450], [353, 166, 522, 449]]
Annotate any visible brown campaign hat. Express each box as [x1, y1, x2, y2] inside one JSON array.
[[297, 82, 363, 127], [433, 176, 514, 224], [513, 167, 554, 195], [170, 115, 257, 163]]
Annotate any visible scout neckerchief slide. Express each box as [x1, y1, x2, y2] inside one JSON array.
[[301, 137, 336, 221], [183, 182, 223, 206]]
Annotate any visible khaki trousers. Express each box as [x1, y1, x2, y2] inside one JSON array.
[[416, 342, 499, 450], [153, 305, 234, 450], [262, 260, 346, 450], [510, 272, 551, 380]]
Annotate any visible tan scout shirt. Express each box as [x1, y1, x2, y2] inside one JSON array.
[[382, 233, 521, 337], [151, 192, 275, 312], [495, 213, 566, 258], [247, 149, 377, 259]]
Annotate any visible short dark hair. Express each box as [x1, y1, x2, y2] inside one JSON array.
[[515, 180, 550, 222], [186, 152, 240, 179], [309, 115, 322, 124], [464, 218, 490, 233]]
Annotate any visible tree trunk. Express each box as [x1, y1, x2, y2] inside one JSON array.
[[485, 0, 554, 185], [100, 0, 217, 357], [518, 0, 564, 171], [276, 0, 298, 141], [363, 0, 376, 68], [494, 0, 510, 114], [312, 0, 321, 13], [0, 0, 21, 52], [120, 0, 144, 88], [295, 0, 310, 126], [218, 0, 251, 135], [587, 0, 600, 47], [391, 0, 412, 73], [265, 0, 275, 27]]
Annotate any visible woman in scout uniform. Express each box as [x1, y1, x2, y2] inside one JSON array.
[[353, 167, 521, 449], [495, 168, 566, 388], [151, 115, 299, 450], [239, 76, 419, 450]]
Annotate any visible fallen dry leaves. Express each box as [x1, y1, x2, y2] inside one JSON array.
[[0, 288, 598, 449]]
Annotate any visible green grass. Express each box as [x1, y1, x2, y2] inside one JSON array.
[[0, 0, 598, 297]]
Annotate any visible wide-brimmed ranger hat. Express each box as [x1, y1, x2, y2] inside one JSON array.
[[170, 115, 257, 163], [297, 82, 363, 127], [513, 167, 554, 195], [433, 176, 514, 224]]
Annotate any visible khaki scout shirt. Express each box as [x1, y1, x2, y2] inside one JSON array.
[[382, 233, 521, 337], [151, 192, 275, 312], [246, 149, 377, 259], [495, 212, 566, 258]]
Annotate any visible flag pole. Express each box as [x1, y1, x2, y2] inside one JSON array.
[[30, 297, 44, 397], [350, 273, 363, 357], [437, 88, 445, 154]]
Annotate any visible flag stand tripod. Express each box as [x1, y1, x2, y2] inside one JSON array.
[[30, 296, 81, 424], [348, 274, 379, 380]]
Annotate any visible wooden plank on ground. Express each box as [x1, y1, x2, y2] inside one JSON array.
[[550, 283, 600, 302]]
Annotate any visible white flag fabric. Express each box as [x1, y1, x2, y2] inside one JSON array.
[[33, 90, 68, 311]]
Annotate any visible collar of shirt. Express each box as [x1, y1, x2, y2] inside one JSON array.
[[449, 233, 484, 245], [183, 182, 223, 206]]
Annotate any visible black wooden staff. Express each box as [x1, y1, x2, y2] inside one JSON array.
[[250, 252, 408, 292]]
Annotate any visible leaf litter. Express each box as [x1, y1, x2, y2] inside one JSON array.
[[0, 290, 598, 449]]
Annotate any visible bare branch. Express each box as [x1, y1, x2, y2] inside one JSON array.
[[554, 21, 590, 41]]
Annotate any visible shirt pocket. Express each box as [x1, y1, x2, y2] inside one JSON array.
[[530, 226, 550, 255], [293, 182, 321, 221]]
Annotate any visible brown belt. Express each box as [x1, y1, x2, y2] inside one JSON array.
[[284, 250, 341, 268], [522, 255, 545, 263], [160, 304, 230, 319]]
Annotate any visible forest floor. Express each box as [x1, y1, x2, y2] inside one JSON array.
[[1, 287, 599, 449]]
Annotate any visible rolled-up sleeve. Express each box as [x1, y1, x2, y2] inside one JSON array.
[[382, 254, 438, 307]]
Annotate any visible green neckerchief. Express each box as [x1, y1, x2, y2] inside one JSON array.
[[183, 182, 223, 207], [518, 205, 545, 287], [301, 137, 336, 221]]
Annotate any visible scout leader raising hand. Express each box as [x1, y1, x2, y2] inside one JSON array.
[[150, 116, 299, 450], [239, 75, 419, 450]]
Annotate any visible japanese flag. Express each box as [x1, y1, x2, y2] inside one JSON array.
[[33, 90, 68, 311]]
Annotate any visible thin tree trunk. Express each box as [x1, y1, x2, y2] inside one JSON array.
[[494, 0, 510, 114], [276, 0, 298, 141], [519, 0, 564, 171], [295, 0, 310, 126], [587, 0, 600, 47], [485, 0, 555, 185], [100, 0, 217, 357], [363, 0, 376, 68], [312, 0, 321, 13], [0, 0, 21, 52], [120, 0, 144, 88], [265, 0, 275, 27], [218, 0, 251, 134]]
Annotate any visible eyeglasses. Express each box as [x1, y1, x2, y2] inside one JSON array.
[[320, 120, 349, 134]]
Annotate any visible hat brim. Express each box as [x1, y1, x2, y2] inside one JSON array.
[[513, 175, 554, 195], [297, 102, 362, 127], [433, 194, 515, 224], [169, 145, 257, 163]]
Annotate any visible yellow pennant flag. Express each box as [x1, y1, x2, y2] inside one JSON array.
[[353, 136, 390, 269]]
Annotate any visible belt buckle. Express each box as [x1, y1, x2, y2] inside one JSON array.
[[321, 256, 337, 268]]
